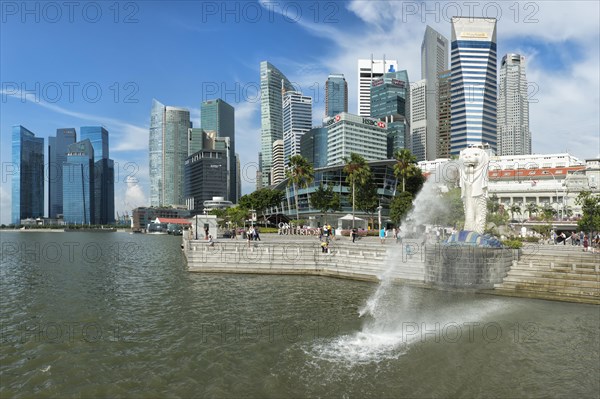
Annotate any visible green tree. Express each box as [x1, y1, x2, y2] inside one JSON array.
[[576, 191, 600, 233], [393, 148, 418, 193], [356, 176, 379, 226], [437, 187, 465, 229], [343, 153, 371, 228], [509, 203, 522, 221], [525, 202, 539, 220], [285, 155, 314, 223], [310, 184, 341, 224], [487, 194, 501, 214], [226, 206, 249, 228], [238, 188, 283, 226], [390, 191, 413, 225], [405, 168, 426, 196]]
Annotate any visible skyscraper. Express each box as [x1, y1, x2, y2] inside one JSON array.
[[259, 61, 294, 188], [11, 125, 44, 224], [370, 69, 410, 157], [63, 139, 95, 225], [300, 127, 328, 168], [421, 26, 449, 160], [357, 58, 398, 116], [498, 53, 531, 156], [48, 128, 76, 218], [450, 17, 497, 155], [149, 99, 191, 206], [282, 90, 312, 161], [325, 74, 348, 117], [80, 126, 114, 224], [184, 131, 230, 214], [271, 139, 285, 185], [437, 70, 452, 159], [410, 80, 427, 161], [201, 98, 237, 201]]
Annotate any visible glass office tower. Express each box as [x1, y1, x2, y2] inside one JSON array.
[[450, 17, 497, 155], [48, 128, 77, 218], [11, 125, 44, 224], [63, 139, 95, 225]]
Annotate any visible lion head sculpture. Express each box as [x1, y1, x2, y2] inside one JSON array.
[[459, 146, 490, 198]]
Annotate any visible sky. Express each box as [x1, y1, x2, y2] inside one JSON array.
[[1, 0, 599, 225]]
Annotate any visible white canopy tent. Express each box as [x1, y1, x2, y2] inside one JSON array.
[[337, 214, 367, 230]]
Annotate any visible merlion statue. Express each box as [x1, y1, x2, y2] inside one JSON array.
[[459, 146, 490, 234]]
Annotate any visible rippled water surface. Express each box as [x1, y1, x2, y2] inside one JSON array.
[[1, 232, 598, 398]]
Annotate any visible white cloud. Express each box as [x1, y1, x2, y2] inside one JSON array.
[[0, 88, 148, 153]]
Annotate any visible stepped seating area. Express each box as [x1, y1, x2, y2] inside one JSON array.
[[184, 232, 599, 304], [490, 246, 599, 304], [184, 237, 426, 285]]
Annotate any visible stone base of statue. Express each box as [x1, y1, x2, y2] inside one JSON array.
[[424, 231, 515, 290]]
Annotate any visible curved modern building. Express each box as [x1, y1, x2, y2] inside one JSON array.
[[149, 99, 191, 207], [259, 61, 294, 188]]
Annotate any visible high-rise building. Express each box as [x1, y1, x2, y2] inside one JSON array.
[[271, 139, 285, 185], [201, 99, 237, 201], [498, 53, 531, 156], [421, 26, 449, 160], [11, 125, 44, 224], [410, 80, 427, 161], [48, 128, 76, 218], [63, 139, 95, 224], [149, 99, 191, 207], [450, 17, 497, 155], [300, 127, 328, 168], [325, 74, 348, 117], [282, 90, 312, 162], [80, 126, 114, 224], [357, 58, 398, 116], [370, 69, 410, 157], [184, 131, 230, 214], [325, 113, 388, 166], [188, 128, 204, 156], [259, 61, 294, 188], [437, 70, 452, 159]]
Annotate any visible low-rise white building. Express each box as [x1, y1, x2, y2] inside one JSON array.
[[418, 154, 599, 221]]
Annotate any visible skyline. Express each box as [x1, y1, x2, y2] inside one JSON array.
[[1, 1, 599, 225]]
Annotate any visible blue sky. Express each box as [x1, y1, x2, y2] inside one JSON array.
[[1, 1, 599, 224]]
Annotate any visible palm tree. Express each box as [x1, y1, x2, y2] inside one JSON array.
[[343, 153, 371, 228], [393, 149, 418, 193], [285, 155, 314, 223], [510, 203, 522, 221], [525, 202, 539, 220]]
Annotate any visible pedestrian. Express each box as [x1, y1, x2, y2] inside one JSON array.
[[204, 226, 209, 240], [254, 227, 261, 241], [321, 240, 328, 253], [560, 232, 566, 245], [436, 229, 441, 243], [379, 227, 386, 244], [207, 235, 214, 247], [583, 236, 589, 252], [351, 227, 358, 243], [571, 231, 577, 246]]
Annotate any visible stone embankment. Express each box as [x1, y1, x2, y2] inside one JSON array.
[[183, 232, 426, 284], [183, 232, 599, 304], [486, 245, 599, 305]]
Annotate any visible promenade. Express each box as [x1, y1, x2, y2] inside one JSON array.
[[183, 232, 599, 305]]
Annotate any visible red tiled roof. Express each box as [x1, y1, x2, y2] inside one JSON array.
[[155, 218, 191, 225]]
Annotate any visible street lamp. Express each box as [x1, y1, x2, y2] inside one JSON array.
[[541, 170, 561, 220], [377, 205, 383, 231]]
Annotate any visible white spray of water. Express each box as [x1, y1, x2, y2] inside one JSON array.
[[306, 161, 508, 364]]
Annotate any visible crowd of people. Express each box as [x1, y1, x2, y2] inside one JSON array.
[[551, 230, 599, 252]]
